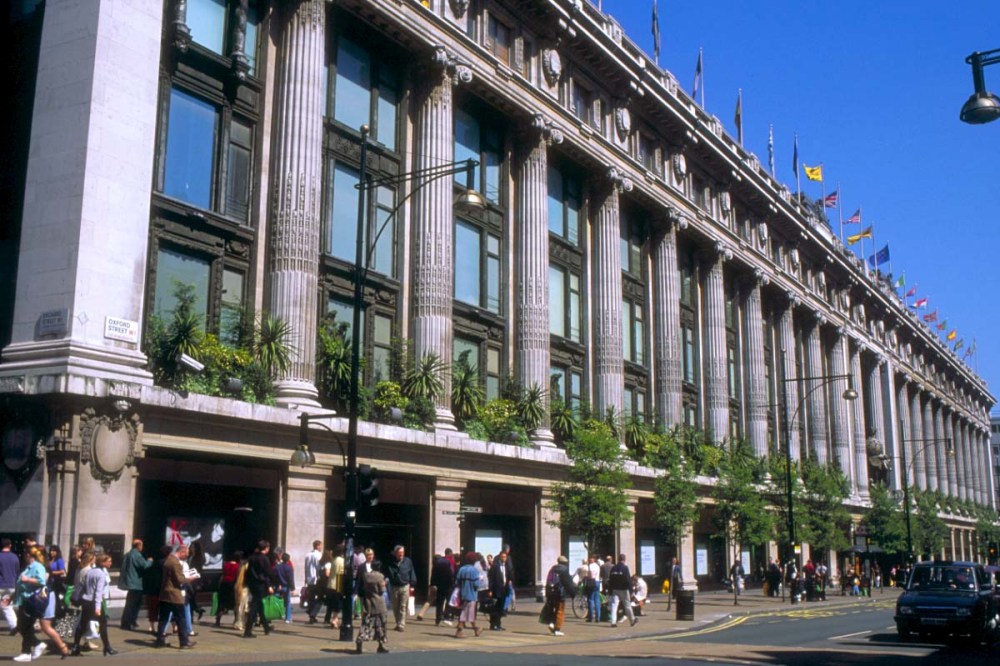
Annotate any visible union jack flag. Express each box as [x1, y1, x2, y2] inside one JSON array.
[[922, 310, 938, 323], [846, 208, 862, 224], [824, 191, 839, 208]]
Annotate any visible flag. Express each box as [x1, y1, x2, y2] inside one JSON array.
[[970, 338, 977, 354], [922, 310, 938, 323], [937, 320, 947, 331], [954, 339, 964, 352], [824, 190, 839, 208], [768, 124, 775, 175], [693, 49, 703, 101], [947, 330, 957, 341], [847, 226, 872, 245], [804, 164, 823, 182], [734, 89, 743, 145], [868, 244, 890, 267], [651, 0, 660, 64], [910, 297, 928, 309], [846, 208, 862, 224], [792, 133, 798, 178], [895, 273, 905, 288], [963, 346, 973, 360], [904, 285, 917, 298]]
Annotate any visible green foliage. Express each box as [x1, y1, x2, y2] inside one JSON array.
[[864, 482, 906, 555], [975, 507, 1000, 560], [317, 313, 356, 412], [765, 454, 806, 553], [548, 421, 633, 554], [798, 460, 852, 553], [450, 354, 484, 428], [402, 395, 436, 431], [372, 380, 408, 424], [912, 489, 949, 560], [464, 398, 529, 446], [549, 400, 578, 446], [713, 439, 774, 562], [254, 314, 295, 378], [516, 383, 547, 433], [646, 430, 700, 547], [403, 352, 446, 402], [624, 416, 650, 458]]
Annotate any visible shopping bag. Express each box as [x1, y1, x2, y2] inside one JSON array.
[[210, 592, 219, 617], [407, 593, 416, 617], [262, 594, 285, 622], [447, 587, 461, 609], [538, 601, 554, 624]]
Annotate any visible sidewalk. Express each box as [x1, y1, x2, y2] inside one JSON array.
[[0, 590, 894, 663]]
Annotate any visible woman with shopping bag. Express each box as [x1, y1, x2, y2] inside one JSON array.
[[355, 560, 389, 654], [71, 553, 116, 656], [12, 547, 70, 662]]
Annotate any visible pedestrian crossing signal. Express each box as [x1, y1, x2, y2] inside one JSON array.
[[358, 464, 379, 507]]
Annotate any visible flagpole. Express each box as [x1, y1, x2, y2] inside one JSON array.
[[837, 182, 843, 243], [820, 168, 825, 224], [795, 132, 801, 208], [700, 47, 705, 107]]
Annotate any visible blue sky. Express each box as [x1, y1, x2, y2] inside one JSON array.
[[597, 0, 1000, 410]]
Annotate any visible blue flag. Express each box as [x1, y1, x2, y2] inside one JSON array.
[[868, 244, 890, 268]]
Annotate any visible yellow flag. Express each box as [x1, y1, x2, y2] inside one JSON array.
[[804, 164, 823, 182], [847, 226, 873, 245], [947, 330, 957, 341]]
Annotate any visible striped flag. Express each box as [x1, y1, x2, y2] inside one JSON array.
[[693, 49, 703, 102], [846, 208, 862, 224], [922, 310, 938, 323], [768, 125, 775, 175], [847, 226, 872, 245], [904, 285, 917, 298], [824, 190, 839, 208], [910, 297, 928, 309]]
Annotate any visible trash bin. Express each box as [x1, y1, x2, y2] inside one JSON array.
[[675, 590, 695, 621]]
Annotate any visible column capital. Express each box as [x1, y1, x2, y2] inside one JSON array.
[[663, 205, 690, 232], [751, 267, 770, 287], [606, 165, 634, 193], [430, 45, 474, 85], [528, 113, 564, 145]]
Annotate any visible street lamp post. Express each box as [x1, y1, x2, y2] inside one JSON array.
[[777, 352, 857, 602], [895, 422, 955, 564], [960, 48, 1000, 124]]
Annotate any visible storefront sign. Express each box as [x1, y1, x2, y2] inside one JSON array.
[[640, 540, 656, 576], [696, 546, 708, 576], [568, 536, 587, 568]]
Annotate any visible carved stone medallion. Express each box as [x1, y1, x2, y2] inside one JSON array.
[[672, 153, 687, 181], [614, 106, 631, 141], [542, 49, 562, 86], [449, 0, 469, 18], [79, 407, 142, 491]]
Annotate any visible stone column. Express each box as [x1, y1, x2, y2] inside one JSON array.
[[651, 213, 685, 428], [804, 316, 828, 464], [897, 379, 912, 490], [985, 427, 998, 510], [953, 412, 968, 501], [702, 243, 732, 444], [679, 522, 698, 591], [962, 420, 975, 503], [945, 409, 958, 499], [922, 396, 938, 492], [777, 297, 802, 461], [866, 357, 888, 483], [617, 500, 638, 570], [850, 342, 869, 498], [515, 118, 559, 446], [431, 477, 467, 556], [744, 270, 769, 458], [829, 328, 851, 475], [284, 467, 328, 565], [976, 428, 988, 506], [412, 49, 471, 429], [268, 0, 326, 406], [591, 169, 630, 417], [934, 402, 949, 497], [2, 0, 164, 384], [537, 490, 562, 598], [909, 386, 927, 491]]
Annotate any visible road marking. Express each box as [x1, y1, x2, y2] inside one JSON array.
[[653, 615, 750, 640], [829, 629, 872, 640]]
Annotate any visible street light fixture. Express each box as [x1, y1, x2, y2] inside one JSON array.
[[960, 49, 1000, 124], [895, 423, 956, 564], [777, 359, 857, 602]]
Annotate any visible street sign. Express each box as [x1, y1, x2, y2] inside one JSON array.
[[460, 506, 483, 514]]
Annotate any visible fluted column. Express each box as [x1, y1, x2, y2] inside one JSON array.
[[897, 379, 912, 490], [412, 50, 469, 429], [909, 387, 927, 491], [269, 0, 326, 407], [866, 357, 888, 481], [652, 213, 684, 428], [702, 244, 731, 443], [778, 298, 801, 461], [963, 420, 975, 503], [945, 409, 959, 498], [955, 415, 969, 501], [850, 342, 868, 498], [934, 402, 949, 497], [591, 170, 629, 417], [744, 271, 769, 458], [829, 329, 851, 475], [976, 427, 987, 506], [922, 396, 938, 492], [804, 317, 828, 464], [515, 120, 558, 446], [986, 427, 998, 510]]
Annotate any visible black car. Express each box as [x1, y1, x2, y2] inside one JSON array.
[[894, 561, 1000, 643]]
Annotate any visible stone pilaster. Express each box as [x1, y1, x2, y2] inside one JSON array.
[[975, 428, 987, 506], [959, 417, 971, 501], [953, 413, 967, 501], [804, 317, 828, 464], [829, 329, 851, 476], [617, 500, 638, 569], [591, 170, 629, 417], [963, 420, 975, 503], [537, 490, 562, 597], [934, 402, 949, 497], [743, 271, 769, 458], [431, 477, 467, 556], [849, 342, 868, 498], [412, 49, 471, 429], [268, 0, 325, 407], [651, 213, 684, 428], [897, 379, 911, 491], [702, 243, 731, 444], [922, 396, 938, 492], [944, 409, 957, 498], [777, 298, 801, 461], [283, 466, 329, 566], [515, 119, 559, 446], [909, 386, 927, 491]]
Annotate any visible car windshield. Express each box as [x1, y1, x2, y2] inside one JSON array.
[[907, 566, 976, 592]]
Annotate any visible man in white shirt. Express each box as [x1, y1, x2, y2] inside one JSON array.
[[586, 554, 601, 622], [304, 540, 322, 623]]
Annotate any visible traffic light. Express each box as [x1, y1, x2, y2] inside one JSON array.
[[358, 464, 380, 507], [989, 542, 998, 559]]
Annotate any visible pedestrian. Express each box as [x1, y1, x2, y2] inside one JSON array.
[[350, 544, 366, 618], [214, 551, 240, 627], [670, 557, 684, 606], [631, 573, 647, 615], [600, 555, 613, 593], [323, 545, 345, 628], [65, 545, 83, 592], [585, 554, 601, 622], [729, 560, 745, 597], [118, 539, 151, 631], [386, 545, 416, 632], [153, 545, 196, 649], [179, 547, 200, 636], [243, 540, 274, 638], [355, 559, 389, 654], [427, 551, 454, 626], [72, 550, 101, 651], [71, 553, 116, 656], [474, 553, 489, 620], [543, 555, 577, 637], [46, 545, 67, 612], [233, 552, 250, 632], [607, 554, 637, 627], [143, 546, 170, 635], [274, 553, 295, 624], [767, 558, 780, 597], [12, 546, 70, 661], [487, 551, 510, 630], [187, 541, 207, 622], [304, 539, 322, 624], [454, 552, 482, 638], [1, 538, 19, 636]]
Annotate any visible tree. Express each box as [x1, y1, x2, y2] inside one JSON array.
[[864, 482, 906, 556], [911, 489, 948, 560], [798, 460, 852, 555], [645, 428, 700, 554], [548, 420, 632, 555], [765, 454, 807, 558], [713, 439, 773, 604], [974, 506, 1000, 561]]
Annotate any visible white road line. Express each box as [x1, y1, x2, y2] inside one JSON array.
[[829, 629, 872, 640]]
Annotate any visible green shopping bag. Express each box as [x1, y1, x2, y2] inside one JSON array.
[[210, 592, 219, 617], [262, 594, 285, 622]]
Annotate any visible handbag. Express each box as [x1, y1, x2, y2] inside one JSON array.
[[24, 588, 49, 618], [447, 586, 461, 609], [210, 592, 219, 617], [262, 594, 285, 622], [538, 601, 554, 624]]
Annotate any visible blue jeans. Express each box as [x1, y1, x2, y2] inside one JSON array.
[[281, 589, 292, 622], [587, 585, 601, 622]]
